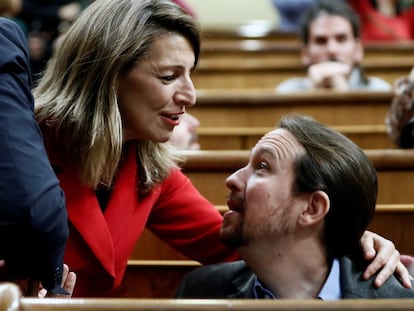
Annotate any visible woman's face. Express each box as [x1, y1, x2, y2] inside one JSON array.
[[117, 33, 196, 143]]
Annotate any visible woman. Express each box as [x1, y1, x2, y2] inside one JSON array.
[[34, 0, 410, 297]]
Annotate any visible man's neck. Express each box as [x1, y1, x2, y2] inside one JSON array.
[[240, 240, 330, 299]]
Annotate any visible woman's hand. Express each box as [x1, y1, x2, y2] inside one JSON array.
[[360, 230, 413, 288]]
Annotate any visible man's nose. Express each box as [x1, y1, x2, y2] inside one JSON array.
[[225, 167, 246, 191], [326, 39, 340, 56]]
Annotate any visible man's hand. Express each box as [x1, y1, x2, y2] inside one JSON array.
[[25, 264, 76, 298], [360, 231, 413, 288], [308, 61, 351, 90]]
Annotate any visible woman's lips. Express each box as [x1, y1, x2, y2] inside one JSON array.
[[160, 113, 180, 126]]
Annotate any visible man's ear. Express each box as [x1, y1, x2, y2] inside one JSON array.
[[298, 190, 330, 226], [300, 46, 311, 67], [354, 39, 364, 64]]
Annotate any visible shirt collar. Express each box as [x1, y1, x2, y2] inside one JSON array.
[[318, 258, 341, 300], [253, 258, 341, 300]]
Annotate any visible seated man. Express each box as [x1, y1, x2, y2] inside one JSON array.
[[176, 114, 414, 299], [386, 67, 414, 148], [275, 0, 391, 93]]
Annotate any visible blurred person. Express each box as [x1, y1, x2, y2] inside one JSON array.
[[170, 113, 200, 150], [348, 0, 414, 42], [270, 0, 315, 33], [172, 0, 195, 17], [385, 67, 414, 148], [14, 0, 90, 82], [275, 0, 392, 93], [177, 115, 414, 299], [0, 0, 20, 16]]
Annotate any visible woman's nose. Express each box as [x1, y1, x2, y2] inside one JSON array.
[[176, 77, 196, 107]]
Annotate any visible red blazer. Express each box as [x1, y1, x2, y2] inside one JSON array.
[[47, 140, 238, 297]]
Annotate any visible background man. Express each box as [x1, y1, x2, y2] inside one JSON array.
[[275, 0, 391, 93]]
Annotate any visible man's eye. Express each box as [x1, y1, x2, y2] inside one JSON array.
[[314, 38, 326, 45], [258, 162, 268, 170], [337, 35, 348, 42], [161, 75, 175, 82]]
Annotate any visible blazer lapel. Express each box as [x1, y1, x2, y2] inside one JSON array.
[[58, 167, 115, 277], [104, 145, 143, 244]]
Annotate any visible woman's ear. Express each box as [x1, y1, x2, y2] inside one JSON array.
[[298, 190, 330, 226]]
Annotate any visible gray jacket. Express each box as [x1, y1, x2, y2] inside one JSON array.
[[176, 256, 414, 299]]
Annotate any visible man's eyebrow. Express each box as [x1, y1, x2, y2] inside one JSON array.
[[254, 145, 279, 160]]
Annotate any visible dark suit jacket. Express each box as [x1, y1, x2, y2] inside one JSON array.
[[0, 17, 68, 293], [176, 257, 414, 298]]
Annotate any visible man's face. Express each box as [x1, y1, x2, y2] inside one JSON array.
[[221, 128, 308, 249], [301, 14, 363, 68]]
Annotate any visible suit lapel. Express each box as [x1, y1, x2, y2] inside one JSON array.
[[229, 264, 256, 298]]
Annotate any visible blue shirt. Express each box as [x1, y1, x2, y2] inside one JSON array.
[[253, 258, 341, 300]]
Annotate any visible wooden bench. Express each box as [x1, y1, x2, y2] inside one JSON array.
[[191, 90, 397, 150], [20, 298, 414, 311], [0, 283, 20, 310], [192, 59, 410, 89], [190, 90, 393, 128], [201, 26, 300, 45], [197, 125, 395, 150], [200, 41, 414, 71], [178, 149, 414, 205], [197, 32, 414, 89]]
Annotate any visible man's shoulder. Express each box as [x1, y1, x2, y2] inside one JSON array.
[[182, 260, 249, 282], [0, 17, 28, 62], [340, 256, 414, 298], [0, 17, 25, 40], [176, 260, 253, 298], [275, 77, 310, 93], [364, 76, 392, 91], [0, 17, 18, 30]]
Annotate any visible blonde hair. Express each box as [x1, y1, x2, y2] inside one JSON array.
[[34, 0, 200, 192]]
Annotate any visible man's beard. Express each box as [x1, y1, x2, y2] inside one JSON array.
[[219, 217, 247, 249]]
